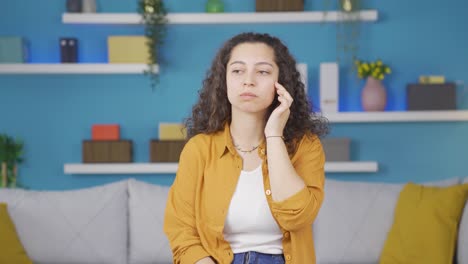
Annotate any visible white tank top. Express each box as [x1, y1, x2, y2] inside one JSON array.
[[223, 165, 283, 254]]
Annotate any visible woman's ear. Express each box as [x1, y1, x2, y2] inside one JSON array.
[[272, 95, 280, 107]]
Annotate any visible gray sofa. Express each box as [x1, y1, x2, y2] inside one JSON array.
[[1, 177, 467, 264], [314, 177, 468, 264]]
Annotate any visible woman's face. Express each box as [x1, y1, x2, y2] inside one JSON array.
[[226, 42, 279, 116]]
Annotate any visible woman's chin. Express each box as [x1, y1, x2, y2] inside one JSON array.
[[233, 105, 268, 116]]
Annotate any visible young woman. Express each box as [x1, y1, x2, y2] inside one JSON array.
[[164, 32, 328, 264]]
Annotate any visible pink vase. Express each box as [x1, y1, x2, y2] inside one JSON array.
[[361, 77, 387, 111]]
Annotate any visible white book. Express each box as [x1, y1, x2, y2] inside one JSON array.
[[296, 63, 308, 94], [320, 62, 339, 113]]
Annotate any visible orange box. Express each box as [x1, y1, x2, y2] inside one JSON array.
[[92, 124, 120, 141]]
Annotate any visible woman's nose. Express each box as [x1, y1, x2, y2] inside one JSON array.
[[243, 72, 255, 86]]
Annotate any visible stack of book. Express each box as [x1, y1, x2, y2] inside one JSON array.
[[82, 124, 133, 163], [406, 75, 456, 110], [150, 123, 187, 162], [60, 38, 78, 63]]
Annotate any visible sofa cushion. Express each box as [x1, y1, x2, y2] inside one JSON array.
[[380, 183, 468, 264], [458, 177, 468, 264], [0, 203, 33, 264], [0, 180, 128, 264], [128, 179, 172, 264], [314, 178, 459, 264]]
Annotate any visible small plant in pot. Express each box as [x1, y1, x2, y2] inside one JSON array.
[[355, 59, 392, 111], [0, 134, 24, 188]]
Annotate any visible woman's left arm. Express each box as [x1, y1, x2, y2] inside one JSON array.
[[267, 135, 325, 232], [265, 82, 325, 232]]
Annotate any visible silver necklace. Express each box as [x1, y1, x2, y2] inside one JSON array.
[[234, 143, 260, 154]]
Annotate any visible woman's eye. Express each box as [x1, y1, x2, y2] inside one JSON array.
[[259, 70, 270, 75], [232, 69, 243, 74]]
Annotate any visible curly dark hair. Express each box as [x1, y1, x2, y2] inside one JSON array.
[[185, 32, 329, 154]]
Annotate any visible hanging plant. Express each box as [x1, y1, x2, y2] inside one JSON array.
[[322, 0, 363, 66], [336, 0, 362, 66], [137, 0, 168, 90]]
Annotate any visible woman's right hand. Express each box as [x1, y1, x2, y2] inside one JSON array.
[[195, 256, 216, 264]]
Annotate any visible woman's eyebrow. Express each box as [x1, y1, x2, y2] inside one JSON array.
[[229, 61, 245, 66], [228, 61, 273, 67], [255, 62, 274, 67]]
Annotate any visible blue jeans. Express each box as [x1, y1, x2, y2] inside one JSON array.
[[232, 251, 285, 264]]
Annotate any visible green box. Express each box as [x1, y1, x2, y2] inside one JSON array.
[[0, 37, 28, 63]]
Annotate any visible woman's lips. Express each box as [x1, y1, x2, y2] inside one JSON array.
[[240, 92, 257, 99]]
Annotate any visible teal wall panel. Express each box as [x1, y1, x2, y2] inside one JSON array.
[[0, 0, 467, 190]]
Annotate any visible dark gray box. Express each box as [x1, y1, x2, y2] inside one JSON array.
[[322, 138, 350, 162], [406, 83, 456, 110]]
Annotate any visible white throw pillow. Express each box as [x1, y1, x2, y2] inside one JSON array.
[[458, 177, 468, 264], [313, 178, 460, 264], [0, 180, 128, 264], [128, 178, 173, 264]]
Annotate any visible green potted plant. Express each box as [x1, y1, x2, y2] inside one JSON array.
[[138, 0, 168, 90], [0, 134, 24, 188], [0, 134, 7, 187]]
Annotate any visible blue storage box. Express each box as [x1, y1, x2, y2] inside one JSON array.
[[0, 37, 29, 63]]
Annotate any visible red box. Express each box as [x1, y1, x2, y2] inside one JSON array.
[[92, 124, 120, 140]]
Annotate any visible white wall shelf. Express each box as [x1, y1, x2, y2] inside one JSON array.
[[64, 161, 378, 174], [0, 63, 154, 74], [325, 162, 378, 173], [64, 163, 179, 174], [323, 110, 468, 123], [62, 10, 378, 25]]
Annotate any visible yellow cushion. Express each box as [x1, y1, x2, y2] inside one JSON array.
[[0, 203, 33, 264], [380, 183, 468, 264]]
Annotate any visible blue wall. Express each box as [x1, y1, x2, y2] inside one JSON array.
[[1, 0, 467, 190]]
